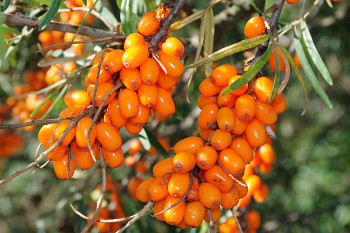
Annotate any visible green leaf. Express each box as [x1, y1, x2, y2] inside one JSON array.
[[222, 45, 273, 95], [39, 0, 61, 31], [269, 46, 280, 103], [203, 8, 214, 77], [300, 21, 333, 86], [116, 0, 122, 8], [137, 128, 151, 151], [120, 0, 138, 35], [1, 25, 20, 35], [82, 0, 87, 6], [145, 0, 158, 9], [4, 0, 11, 10], [143, 127, 169, 158], [187, 35, 269, 69], [95, 1, 118, 25], [169, 10, 205, 33], [294, 34, 333, 109], [39, 84, 69, 119]]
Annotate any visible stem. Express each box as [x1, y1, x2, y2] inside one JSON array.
[[0, 117, 76, 129]]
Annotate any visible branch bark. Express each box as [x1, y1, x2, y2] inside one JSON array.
[[0, 12, 120, 38]]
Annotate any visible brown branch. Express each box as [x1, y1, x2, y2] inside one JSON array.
[[0, 12, 120, 38], [230, 208, 243, 233], [206, 208, 216, 233], [0, 117, 76, 129]]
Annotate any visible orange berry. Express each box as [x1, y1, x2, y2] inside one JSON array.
[[163, 195, 186, 225], [153, 157, 174, 177], [186, 177, 199, 202], [293, 53, 302, 67], [147, 176, 170, 201], [138, 83, 158, 108], [154, 87, 175, 116], [168, 173, 190, 198], [199, 77, 221, 97], [129, 103, 150, 125], [210, 129, 232, 151], [92, 48, 114, 66], [268, 47, 286, 72], [153, 200, 165, 221], [92, 82, 116, 107], [129, 139, 142, 154], [199, 128, 214, 141], [174, 136, 204, 154], [204, 165, 235, 193], [210, 64, 238, 86], [244, 17, 265, 38], [198, 182, 221, 209], [54, 153, 75, 179], [75, 146, 96, 170], [198, 103, 218, 130], [197, 94, 217, 109], [246, 174, 262, 195], [231, 108, 248, 135], [96, 122, 122, 151], [76, 117, 96, 148], [235, 94, 256, 121], [157, 71, 178, 90], [255, 99, 277, 125], [136, 177, 155, 202], [253, 182, 269, 203], [218, 88, 237, 108], [64, 90, 91, 107], [228, 75, 248, 96], [204, 207, 221, 223], [108, 98, 127, 128], [246, 210, 261, 230], [259, 143, 276, 165], [53, 119, 76, 146], [184, 201, 205, 228], [162, 37, 184, 57], [173, 151, 196, 173], [122, 45, 149, 69], [137, 11, 160, 36], [124, 33, 146, 50], [38, 123, 57, 146], [46, 136, 68, 161], [118, 88, 139, 119], [159, 54, 184, 78], [196, 145, 217, 170], [238, 194, 251, 208], [119, 68, 142, 90], [245, 118, 266, 147], [140, 58, 160, 84], [221, 188, 239, 209], [125, 122, 143, 134], [101, 49, 124, 73], [135, 160, 147, 173], [254, 77, 274, 103], [217, 107, 235, 132], [230, 137, 253, 164], [271, 93, 286, 114], [219, 148, 245, 178], [87, 64, 112, 85], [233, 179, 248, 199]]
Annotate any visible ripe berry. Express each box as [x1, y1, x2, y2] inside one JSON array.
[[204, 165, 235, 193], [246, 210, 261, 230], [268, 47, 287, 72], [64, 90, 91, 107], [244, 17, 265, 38], [53, 119, 76, 146], [204, 207, 221, 223], [138, 83, 158, 107], [153, 200, 165, 221], [231, 108, 248, 135], [157, 71, 178, 90], [235, 94, 256, 121], [96, 122, 122, 151], [197, 103, 219, 129], [137, 11, 161, 36], [136, 177, 155, 202], [107, 99, 127, 128], [221, 188, 239, 209], [246, 174, 262, 195], [253, 182, 269, 203], [285, 0, 299, 4], [120, 68, 142, 91], [230, 137, 253, 164], [154, 87, 175, 117], [54, 153, 75, 179], [245, 118, 266, 147], [254, 77, 274, 103], [217, 107, 235, 132], [196, 145, 217, 170], [118, 88, 140, 119], [168, 173, 190, 198], [75, 146, 96, 170], [173, 136, 204, 154], [153, 157, 174, 177], [92, 82, 116, 107], [186, 177, 199, 202], [38, 123, 57, 146], [198, 182, 221, 209], [162, 37, 185, 57], [228, 75, 248, 96], [271, 93, 286, 114], [173, 152, 196, 173], [184, 201, 205, 228], [92, 48, 114, 65], [199, 128, 214, 141], [259, 143, 276, 165], [147, 176, 170, 201], [199, 77, 221, 97], [102, 49, 124, 73], [255, 99, 277, 125], [217, 88, 237, 108], [163, 195, 186, 225], [122, 45, 149, 69], [219, 148, 246, 178], [210, 129, 232, 151], [46, 136, 67, 161], [129, 103, 150, 125], [159, 54, 184, 78], [210, 64, 238, 86], [125, 122, 143, 134], [76, 117, 96, 148], [140, 58, 160, 84], [124, 33, 146, 50], [87, 64, 112, 85]]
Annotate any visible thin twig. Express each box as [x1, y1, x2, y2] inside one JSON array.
[[206, 208, 216, 233], [217, 159, 246, 187], [0, 117, 75, 129], [230, 208, 243, 233]]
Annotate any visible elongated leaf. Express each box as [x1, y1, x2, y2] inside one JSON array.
[[187, 35, 269, 69], [269, 46, 280, 103], [120, 0, 137, 35], [169, 10, 205, 33], [82, 0, 87, 6], [4, 0, 11, 11], [294, 34, 333, 109], [95, 1, 118, 25], [277, 44, 308, 115], [40, 84, 69, 119], [204, 8, 214, 77], [222, 45, 273, 95], [30, 79, 67, 95], [39, 0, 61, 31], [143, 127, 169, 157], [145, 0, 157, 9], [300, 21, 332, 86], [137, 128, 151, 151]]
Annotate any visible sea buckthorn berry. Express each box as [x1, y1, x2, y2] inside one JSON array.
[[38, 123, 57, 146], [204, 165, 235, 193], [53, 119, 76, 146], [246, 174, 262, 195], [168, 173, 190, 198], [124, 33, 146, 50], [120, 68, 142, 91], [235, 94, 256, 121], [245, 118, 266, 147], [162, 37, 185, 57], [271, 93, 286, 114], [92, 82, 116, 107], [244, 16, 265, 38], [231, 108, 247, 135], [247, 210, 261, 230], [228, 75, 248, 96], [96, 122, 122, 151], [140, 58, 160, 84], [210, 129, 232, 151], [199, 128, 214, 141], [154, 87, 175, 116], [199, 77, 221, 97], [138, 83, 158, 107], [46, 136, 68, 161], [196, 145, 217, 170], [129, 139, 142, 154], [136, 178, 155, 202], [217, 107, 235, 132], [64, 90, 91, 107], [163, 195, 186, 225], [184, 201, 205, 228], [221, 188, 239, 209], [159, 54, 184, 78], [75, 146, 97, 170], [76, 117, 96, 148], [198, 103, 219, 130], [154, 200, 165, 221], [92, 48, 114, 65], [108, 99, 127, 128], [186, 177, 199, 202], [135, 160, 147, 173], [219, 149, 245, 178], [173, 152, 196, 173], [153, 157, 174, 177], [198, 182, 221, 209], [157, 71, 178, 90], [234, 178, 248, 199], [204, 207, 221, 223], [218, 88, 237, 108], [122, 45, 149, 69], [129, 103, 150, 125], [54, 153, 75, 180], [210, 64, 238, 86], [255, 99, 277, 125], [125, 122, 143, 134], [147, 176, 170, 201], [259, 143, 276, 165], [238, 195, 251, 208], [101, 49, 124, 74], [59, 105, 86, 119], [197, 94, 217, 109], [285, 0, 299, 4], [174, 136, 204, 154], [137, 11, 160, 36], [269, 47, 287, 72], [118, 88, 139, 119], [293, 53, 302, 67], [254, 182, 269, 203], [254, 77, 274, 103], [87, 64, 112, 85], [230, 137, 253, 164]]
